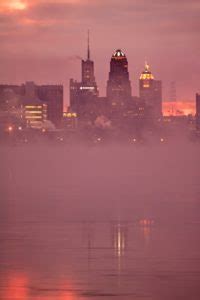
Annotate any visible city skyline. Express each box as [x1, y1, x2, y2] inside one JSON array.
[[0, 0, 199, 107]]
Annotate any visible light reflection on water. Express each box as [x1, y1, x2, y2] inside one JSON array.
[[1, 219, 200, 300]]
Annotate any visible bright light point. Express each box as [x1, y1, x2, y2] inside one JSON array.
[[8, 126, 13, 132], [9, 1, 27, 11], [160, 138, 164, 142], [18, 126, 22, 131]]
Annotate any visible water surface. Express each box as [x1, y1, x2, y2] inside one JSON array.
[[1, 143, 200, 299]]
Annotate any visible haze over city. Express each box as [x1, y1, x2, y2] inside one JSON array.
[[0, 0, 200, 105]]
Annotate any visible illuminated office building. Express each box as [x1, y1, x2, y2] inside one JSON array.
[[21, 82, 47, 129], [24, 103, 47, 129], [0, 82, 63, 127], [139, 63, 162, 120]]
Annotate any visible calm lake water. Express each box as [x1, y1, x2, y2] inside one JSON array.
[[0, 143, 200, 299]]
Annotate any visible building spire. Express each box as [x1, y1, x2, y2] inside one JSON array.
[[145, 60, 150, 72], [87, 29, 90, 60]]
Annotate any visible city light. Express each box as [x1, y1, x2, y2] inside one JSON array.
[[80, 86, 95, 90], [64, 112, 77, 118], [8, 126, 13, 132], [113, 49, 125, 58], [139, 219, 155, 226]]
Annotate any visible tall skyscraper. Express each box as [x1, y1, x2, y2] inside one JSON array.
[[106, 49, 132, 112], [70, 31, 98, 121], [139, 62, 162, 120], [81, 31, 96, 86], [196, 93, 200, 131]]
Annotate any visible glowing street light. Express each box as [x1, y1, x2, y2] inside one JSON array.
[[8, 126, 13, 132]]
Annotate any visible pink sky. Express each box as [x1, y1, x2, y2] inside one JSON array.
[[0, 0, 200, 106]]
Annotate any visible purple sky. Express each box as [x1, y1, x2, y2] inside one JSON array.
[[0, 0, 200, 106]]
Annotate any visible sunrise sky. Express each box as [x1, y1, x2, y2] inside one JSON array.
[[0, 0, 199, 106]]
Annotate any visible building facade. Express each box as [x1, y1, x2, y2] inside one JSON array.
[[21, 82, 47, 129], [139, 63, 162, 121], [0, 82, 63, 127], [106, 49, 132, 119], [37, 85, 63, 126], [70, 33, 98, 122]]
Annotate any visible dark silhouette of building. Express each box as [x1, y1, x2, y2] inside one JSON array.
[[0, 85, 23, 111], [82, 31, 97, 87], [139, 63, 162, 121], [196, 93, 200, 131], [106, 49, 132, 120], [70, 31, 98, 122], [37, 85, 63, 126]]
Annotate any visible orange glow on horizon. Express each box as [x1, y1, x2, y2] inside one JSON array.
[[0, 272, 29, 300], [163, 101, 195, 116]]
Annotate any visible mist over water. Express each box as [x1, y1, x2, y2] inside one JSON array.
[[1, 141, 200, 223], [1, 141, 200, 299]]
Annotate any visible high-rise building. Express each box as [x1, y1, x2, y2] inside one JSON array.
[[70, 31, 98, 121], [106, 49, 132, 113], [196, 93, 200, 131], [82, 31, 97, 86], [139, 63, 162, 120]]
